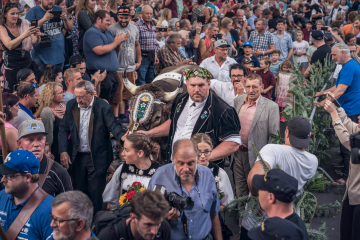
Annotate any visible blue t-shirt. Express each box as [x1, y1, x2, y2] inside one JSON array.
[[25, 5, 65, 65], [83, 26, 119, 72], [0, 185, 54, 240], [336, 59, 360, 116], [235, 55, 261, 68], [269, 62, 281, 77]]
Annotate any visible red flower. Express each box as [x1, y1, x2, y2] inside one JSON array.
[[132, 182, 142, 187], [126, 190, 136, 201]]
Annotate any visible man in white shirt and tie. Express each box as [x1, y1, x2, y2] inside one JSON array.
[[139, 68, 241, 168]]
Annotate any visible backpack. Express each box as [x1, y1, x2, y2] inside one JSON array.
[[91, 203, 131, 238]]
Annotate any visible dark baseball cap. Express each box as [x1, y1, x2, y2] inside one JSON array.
[[0, 150, 40, 175], [312, 30, 324, 40], [118, 4, 130, 15], [248, 217, 304, 240], [252, 169, 298, 203], [16, 69, 34, 83], [306, 20, 313, 24], [324, 32, 333, 41], [287, 115, 311, 149], [70, 55, 85, 66]]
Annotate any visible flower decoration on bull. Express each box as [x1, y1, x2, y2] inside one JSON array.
[[184, 68, 212, 81], [119, 182, 146, 206]]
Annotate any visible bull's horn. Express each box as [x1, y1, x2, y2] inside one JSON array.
[[122, 67, 138, 95], [163, 73, 184, 102]]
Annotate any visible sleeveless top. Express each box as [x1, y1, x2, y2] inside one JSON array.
[[191, 5, 205, 24], [0, 122, 18, 150], [1, 25, 32, 69], [200, 37, 215, 63]]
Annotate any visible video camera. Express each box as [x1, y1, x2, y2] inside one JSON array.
[[350, 132, 360, 164], [153, 185, 194, 210]]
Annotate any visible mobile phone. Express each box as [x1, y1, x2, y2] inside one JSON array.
[[321, 26, 327, 31], [158, 27, 167, 32], [216, 33, 222, 40], [213, 34, 218, 40], [197, 16, 206, 25], [49, 10, 62, 22], [31, 19, 38, 27]]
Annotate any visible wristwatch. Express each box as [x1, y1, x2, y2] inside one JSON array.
[[197, 32, 201, 35]]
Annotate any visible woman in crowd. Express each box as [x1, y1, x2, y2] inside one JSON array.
[[39, 82, 66, 163], [127, 4, 136, 20], [0, 93, 20, 152], [67, 0, 80, 55], [208, 15, 219, 26], [76, 0, 96, 56], [219, 17, 236, 57], [191, 0, 211, 24], [38, 65, 63, 94], [103, 133, 161, 209], [345, 33, 360, 54], [191, 133, 234, 207], [157, 8, 171, 27], [107, 0, 121, 23], [268, 8, 281, 32], [0, 1, 41, 93]]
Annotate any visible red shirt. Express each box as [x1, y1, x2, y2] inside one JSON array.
[[257, 69, 276, 100], [302, 28, 312, 42]]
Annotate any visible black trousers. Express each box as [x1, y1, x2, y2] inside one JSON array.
[[340, 196, 360, 240], [239, 226, 250, 240], [339, 114, 360, 179], [88, 70, 119, 105], [72, 152, 106, 214]]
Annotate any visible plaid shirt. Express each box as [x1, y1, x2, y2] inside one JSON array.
[[157, 44, 185, 72], [248, 30, 274, 59], [134, 18, 159, 53]]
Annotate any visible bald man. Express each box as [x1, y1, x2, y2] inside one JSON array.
[[148, 139, 222, 240]]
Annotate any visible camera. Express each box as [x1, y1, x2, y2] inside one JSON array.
[[321, 26, 327, 31], [213, 34, 223, 41], [153, 185, 194, 210], [350, 132, 360, 164], [40, 35, 51, 48], [158, 27, 167, 32]]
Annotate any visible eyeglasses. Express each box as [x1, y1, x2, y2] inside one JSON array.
[[198, 150, 212, 157], [2, 173, 24, 181], [231, 75, 245, 79], [27, 83, 37, 95], [49, 213, 79, 225], [56, 91, 64, 95], [75, 94, 87, 100]]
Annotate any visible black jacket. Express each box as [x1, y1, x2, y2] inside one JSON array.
[[165, 92, 240, 161], [58, 97, 125, 176]]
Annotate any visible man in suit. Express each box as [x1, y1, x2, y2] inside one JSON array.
[[233, 73, 279, 224], [58, 80, 125, 214]]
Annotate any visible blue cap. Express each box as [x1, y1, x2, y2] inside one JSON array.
[[0, 150, 40, 175], [243, 41, 253, 48], [248, 217, 304, 240]]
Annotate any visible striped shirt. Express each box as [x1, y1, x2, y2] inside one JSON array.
[[238, 97, 260, 147], [134, 18, 159, 53]]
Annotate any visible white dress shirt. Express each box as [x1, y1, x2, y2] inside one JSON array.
[[210, 79, 246, 107], [200, 56, 237, 82], [78, 96, 94, 152], [172, 96, 241, 152]]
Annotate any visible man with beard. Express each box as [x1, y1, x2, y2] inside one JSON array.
[[17, 120, 73, 196], [139, 68, 240, 168], [83, 10, 128, 106], [49, 191, 96, 240], [210, 63, 247, 106], [148, 139, 222, 240], [97, 190, 171, 240], [200, 40, 237, 82], [233, 73, 279, 228], [25, 0, 73, 76], [109, 4, 141, 124], [0, 150, 53, 240]]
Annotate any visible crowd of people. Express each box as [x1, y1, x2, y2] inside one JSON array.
[[0, 0, 359, 239]]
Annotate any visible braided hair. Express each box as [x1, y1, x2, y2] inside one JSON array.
[[126, 133, 160, 161]]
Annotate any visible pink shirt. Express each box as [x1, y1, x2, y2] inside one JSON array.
[[0, 122, 18, 150], [238, 97, 260, 147]]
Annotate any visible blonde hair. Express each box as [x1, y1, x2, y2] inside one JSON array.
[[39, 82, 63, 107], [64, 68, 81, 87], [157, 8, 171, 26], [260, 57, 271, 66], [76, 0, 95, 15], [191, 133, 214, 149]]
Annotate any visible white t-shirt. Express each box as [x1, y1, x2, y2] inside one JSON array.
[[242, 144, 318, 231], [293, 40, 309, 63], [333, 64, 342, 79], [255, 144, 318, 190]]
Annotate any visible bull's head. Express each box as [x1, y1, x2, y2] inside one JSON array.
[[123, 68, 183, 135]]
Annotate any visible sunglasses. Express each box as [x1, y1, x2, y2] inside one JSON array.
[[4, 2, 18, 10], [27, 83, 37, 95]]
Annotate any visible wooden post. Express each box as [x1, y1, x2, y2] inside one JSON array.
[[0, 88, 7, 163]]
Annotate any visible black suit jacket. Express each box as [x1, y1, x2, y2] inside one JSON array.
[[58, 97, 125, 176]]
